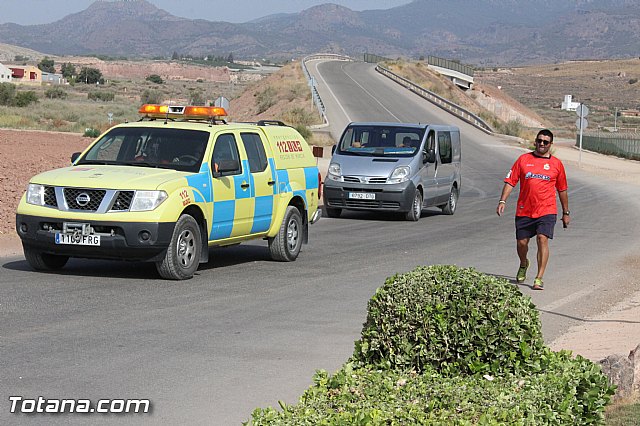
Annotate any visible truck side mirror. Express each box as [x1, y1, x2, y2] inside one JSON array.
[[213, 159, 240, 177], [71, 152, 81, 163]]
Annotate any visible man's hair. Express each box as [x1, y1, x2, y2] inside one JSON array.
[[537, 128, 554, 142]]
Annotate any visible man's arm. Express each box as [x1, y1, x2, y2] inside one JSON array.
[[496, 183, 515, 216], [558, 189, 570, 228]]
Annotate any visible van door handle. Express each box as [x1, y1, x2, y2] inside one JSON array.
[[267, 180, 276, 186], [241, 182, 250, 189]]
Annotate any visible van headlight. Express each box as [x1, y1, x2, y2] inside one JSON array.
[[130, 190, 168, 211], [327, 163, 342, 181], [388, 166, 411, 184], [26, 183, 46, 206]]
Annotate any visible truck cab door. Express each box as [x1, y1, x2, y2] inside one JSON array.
[[240, 132, 275, 235]]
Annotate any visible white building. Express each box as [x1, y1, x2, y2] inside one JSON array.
[[561, 95, 580, 111], [0, 62, 12, 83]]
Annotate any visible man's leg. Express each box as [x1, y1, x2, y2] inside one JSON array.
[[535, 233, 550, 279], [516, 238, 529, 266]]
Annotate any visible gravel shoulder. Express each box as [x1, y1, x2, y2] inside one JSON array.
[[1, 129, 639, 362]]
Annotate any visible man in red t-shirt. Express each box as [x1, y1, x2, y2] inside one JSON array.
[[496, 129, 570, 290]]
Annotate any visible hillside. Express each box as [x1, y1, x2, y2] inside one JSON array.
[[1, 0, 640, 65]]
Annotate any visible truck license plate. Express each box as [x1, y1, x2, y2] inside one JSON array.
[[348, 192, 375, 200], [55, 233, 101, 246]]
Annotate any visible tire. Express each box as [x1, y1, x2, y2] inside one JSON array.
[[325, 207, 342, 218], [405, 190, 423, 221], [269, 206, 303, 261], [441, 186, 459, 215], [156, 215, 201, 280], [23, 246, 69, 270]]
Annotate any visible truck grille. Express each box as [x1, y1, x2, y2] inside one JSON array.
[[111, 191, 134, 211], [44, 186, 57, 208], [63, 188, 106, 211]]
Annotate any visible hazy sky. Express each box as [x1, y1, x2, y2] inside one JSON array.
[[1, 0, 413, 25]]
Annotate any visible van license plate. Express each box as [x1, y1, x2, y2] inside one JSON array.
[[55, 233, 101, 246], [349, 192, 375, 200]]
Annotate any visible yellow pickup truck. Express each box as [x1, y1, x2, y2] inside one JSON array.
[[16, 104, 321, 279]]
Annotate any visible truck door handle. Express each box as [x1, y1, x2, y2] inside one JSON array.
[[241, 182, 250, 189], [267, 180, 276, 186]]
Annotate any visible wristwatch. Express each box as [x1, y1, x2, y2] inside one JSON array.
[[563, 211, 570, 216]]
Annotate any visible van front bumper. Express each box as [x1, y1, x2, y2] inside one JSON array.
[[16, 214, 175, 261], [322, 180, 415, 212]]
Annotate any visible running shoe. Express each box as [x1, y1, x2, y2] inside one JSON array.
[[516, 259, 529, 283], [532, 278, 544, 290]]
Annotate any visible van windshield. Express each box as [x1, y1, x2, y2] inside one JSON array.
[[77, 127, 210, 173], [337, 126, 424, 157]]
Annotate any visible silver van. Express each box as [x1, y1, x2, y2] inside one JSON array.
[[323, 122, 461, 221]]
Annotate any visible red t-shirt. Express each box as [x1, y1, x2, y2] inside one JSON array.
[[504, 152, 568, 218]]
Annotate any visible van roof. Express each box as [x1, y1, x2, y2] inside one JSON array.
[[347, 122, 459, 131]]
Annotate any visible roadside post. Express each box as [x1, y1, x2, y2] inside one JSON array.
[[576, 103, 589, 168]]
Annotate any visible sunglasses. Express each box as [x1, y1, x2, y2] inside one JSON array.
[[535, 138, 551, 146]]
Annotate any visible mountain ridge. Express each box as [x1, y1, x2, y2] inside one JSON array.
[[0, 0, 638, 65]]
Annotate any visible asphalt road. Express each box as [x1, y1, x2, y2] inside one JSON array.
[[2, 60, 640, 425]]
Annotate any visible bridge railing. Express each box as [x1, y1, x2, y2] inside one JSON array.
[[302, 54, 353, 125], [375, 65, 493, 134]]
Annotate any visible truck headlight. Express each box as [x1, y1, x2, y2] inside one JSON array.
[[26, 183, 46, 206], [388, 166, 411, 184], [130, 190, 168, 211], [327, 163, 342, 181]]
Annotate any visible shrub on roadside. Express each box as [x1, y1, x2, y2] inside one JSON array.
[[45, 87, 68, 99], [250, 351, 613, 425], [352, 265, 545, 376], [140, 89, 163, 104], [14, 91, 39, 107], [88, 91, 115, 102]]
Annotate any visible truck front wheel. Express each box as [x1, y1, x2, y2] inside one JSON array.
[[269, 206, 303, 261], [156, 215, 201, 280], [23, 246, 69, 270]]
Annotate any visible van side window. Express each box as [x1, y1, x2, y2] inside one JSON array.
[[240, 133, 268, 173], [438, 132, 452, 164], [213, 133, 241, 175]]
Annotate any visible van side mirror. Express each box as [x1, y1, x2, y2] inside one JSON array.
[[71, 152, 81, 163], [423, 149, 436, 164]]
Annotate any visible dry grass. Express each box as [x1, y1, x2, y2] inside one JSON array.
[[476, 59, 640, 136]]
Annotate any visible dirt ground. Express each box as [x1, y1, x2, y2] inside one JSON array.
[[1, 128, 639, 364]]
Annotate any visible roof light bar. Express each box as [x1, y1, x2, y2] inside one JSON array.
[[138, 104, 227, 119]]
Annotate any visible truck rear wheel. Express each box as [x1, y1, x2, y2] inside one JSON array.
[[269, 206, 303, 261], [23, 246, 69, 270], [156, 215, 201, 280]]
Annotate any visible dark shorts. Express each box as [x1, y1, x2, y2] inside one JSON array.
[[515, 214, 557, 240]]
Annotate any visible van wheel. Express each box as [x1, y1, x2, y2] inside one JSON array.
[[23, 246, 69, 270], [441, 186, 459, 215], [269, 206, 303, 261], [156, 215, 201, 280], [405, 190, 423, 221], [325, 207, 342, 218]]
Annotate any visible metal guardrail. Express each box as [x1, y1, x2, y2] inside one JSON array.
[[428, 56, 474, 77], [375, 65, 493, 134], [302, 54, 353, 126], [578, 132, 640, 161]]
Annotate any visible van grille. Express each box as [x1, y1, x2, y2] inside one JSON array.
[[342, 176, 388, 184]]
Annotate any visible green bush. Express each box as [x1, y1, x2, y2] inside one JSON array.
[[0, 82, 17, 106], [14, 91, 39, 107], [255, 86, 277, 114], [145, 74, 164, 84], [249, 352, 613, 425], [45, 87, 68, 99], [352, 265, 545, 376], [88, 91, 115, 102], [83, 128, 101, 138], [140, 89, 163, 104]]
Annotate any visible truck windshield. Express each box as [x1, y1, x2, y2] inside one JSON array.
[[77, 127, 210, 173], [337, 126, 424, 157]]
